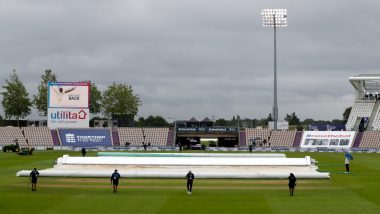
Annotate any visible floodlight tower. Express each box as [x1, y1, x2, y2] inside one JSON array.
[[261, 9, 287, 130]]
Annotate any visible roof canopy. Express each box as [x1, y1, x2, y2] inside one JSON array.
[[349, 74, 380, 91]]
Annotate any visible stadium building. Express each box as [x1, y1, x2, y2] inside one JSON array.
[[2, 76, 380, 152]]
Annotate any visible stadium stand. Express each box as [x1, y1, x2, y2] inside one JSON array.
[[118, 127, 169, 147], [50, 129, 61, 146], [346, 100, 375, 130], [22, 127, 54, 147], [268, 130, 296, 148], [358, 131, 380, 148], [348, 75, 380, 131], [370, 103, 380, 130], [0, 127, 28, 148], [111, 129, 120, 147], [245, 128, 271, 146], [292, 131, 303, 147], [352, 132, 363, 148], [166, 129, 174, 147], [118, 127, 145, 146], [239, 131, 247, 147], [144, 128, 169, 147]]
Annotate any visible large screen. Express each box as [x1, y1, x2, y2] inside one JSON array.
[[300, 131, 356, 149], [48, 82, 90, 108], [48, 82, 90, 128]]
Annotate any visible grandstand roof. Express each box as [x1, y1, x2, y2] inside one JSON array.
[[188, 117, 199, 122], [202, 117, 212, 122], [349, 74, 380, 91]]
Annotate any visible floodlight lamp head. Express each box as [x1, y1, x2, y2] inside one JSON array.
[[261, 9, 287, 28]]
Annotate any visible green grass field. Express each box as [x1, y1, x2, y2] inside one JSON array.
[[1, 151, 380, 213]]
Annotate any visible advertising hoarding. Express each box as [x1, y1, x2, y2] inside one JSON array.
[[177, 127, 238, 132], [59, 129, 112, 147], [48, 82, 90, 108], [48, 108, 89, 128], [300, 131, 355, 149]]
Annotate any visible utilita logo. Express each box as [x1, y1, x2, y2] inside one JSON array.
[[50, 109, 87, 120]]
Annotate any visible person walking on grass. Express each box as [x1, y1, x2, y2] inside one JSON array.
[[29, 168, 39, 192], [288, 173, 296, 196], [111, 169, 121, 193], [344, 152, 353, 173], [186, 170, 194, 195], [345, 157, 350, 173]]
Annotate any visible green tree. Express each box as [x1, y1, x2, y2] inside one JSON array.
[[89, 82, 102, 114], [257, 118, 268, 127], [79, 81, 102, 114], [136, 115, 169, 127], [1, 69, 32, 126], [302, 118, 315, 125], [267, 113, 273, 122], [230, 116, 236, 126], [102, 82, 141, 118], [241, 118, 256, 128], [33, 69, 57, 116], [284, 112, 300, 125], [214, 118, 228, 126]]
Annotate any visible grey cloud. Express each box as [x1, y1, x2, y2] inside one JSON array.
[[1, 0, 379, 121]]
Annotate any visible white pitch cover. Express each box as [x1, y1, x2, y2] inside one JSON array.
[[16, 154, 330, 179]]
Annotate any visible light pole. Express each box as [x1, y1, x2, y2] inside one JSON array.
[[261, 9, 287, 130]]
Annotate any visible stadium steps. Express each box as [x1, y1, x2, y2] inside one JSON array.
[[51, 129, 61, 146], [292, 131, 303, 147], [112, 129, 120, 146], [346, 100, 375, 130], [352, 132, 363, 148], [366, 100, 380, 130], [353, 118, 362, 131], [239, 131, 247, 147], [166, 129, 174, 147]]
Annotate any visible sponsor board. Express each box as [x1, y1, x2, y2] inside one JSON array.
[[301, 131, 356, 148], [177, 127, 238, 132], [59, 129, 112, 147], [48, 108, 89, 128], [48, 82, 90, 108]]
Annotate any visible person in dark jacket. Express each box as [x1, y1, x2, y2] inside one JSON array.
[[288, 173, 297, 196], [81, 148, 87, 157], [111, 169, 121, 193], [29, 168, 39, 191], [186, 170, 195, 195]]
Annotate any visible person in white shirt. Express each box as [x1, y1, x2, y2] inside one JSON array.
[[52, 86, 76, 103], [345, 158, 350, 173]]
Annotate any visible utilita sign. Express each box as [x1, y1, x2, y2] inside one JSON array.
[[47, 81, 90, 128], [48, 108, 89, 128]]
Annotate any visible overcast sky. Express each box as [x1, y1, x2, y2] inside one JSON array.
[[1, 0, 379, 122]]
